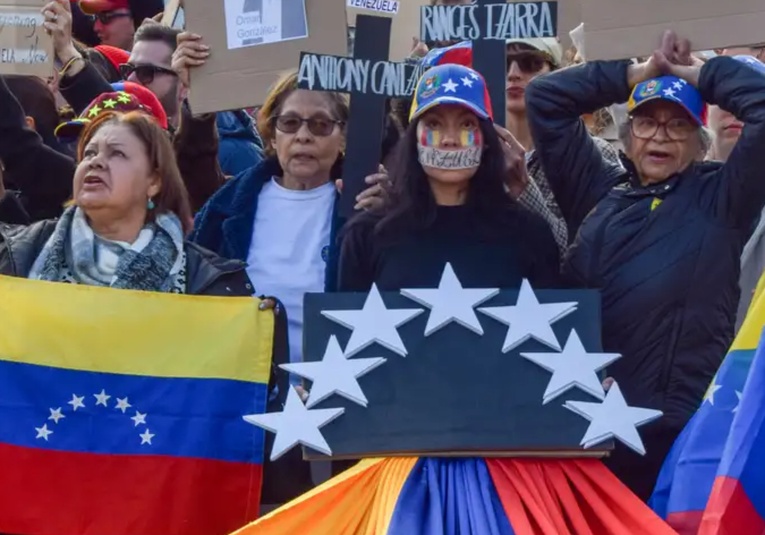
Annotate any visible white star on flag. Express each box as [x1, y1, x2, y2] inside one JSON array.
[[115, 397, 132, 413], [139, 429, 155, 445], [520, 330, 621, 404], [322, 284, 423, 358], [663, 88, 676, 98], [244, 386, 344, 461], [35, 424, 53, 441], [478, 279, 577, 352], [703, 381, 722, 406], [48, 407, 65, 424], [68, 394, 85, 411], [94, 389, 111, 407], [443, 78, 458, 92], [281, 335, 386, 408], [131, 411, 147, 426], [732, 390, 743, 413], [461, 76, 474, 87], [564, 381, 663, 455], [401, 263, 498, 336]]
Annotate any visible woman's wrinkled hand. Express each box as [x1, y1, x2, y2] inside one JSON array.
[[172, 32, 210, 88], [628, 30, 701, 87], [494, 124, 529, 198]]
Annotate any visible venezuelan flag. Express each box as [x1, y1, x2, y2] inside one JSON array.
[[650, 272, 765, 534], [231, 457, 676, 534], [0, 276, 272, 535]]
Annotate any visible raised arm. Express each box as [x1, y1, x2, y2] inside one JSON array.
[[526, 61, 630, 235], [700, 56, 765, 228]]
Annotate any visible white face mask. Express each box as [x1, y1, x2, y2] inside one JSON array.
[[417, 145, 482, 170]]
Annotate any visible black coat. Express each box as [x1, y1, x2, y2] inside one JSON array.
[[0, 219, 313, 504], [526, 57, 765, 498]]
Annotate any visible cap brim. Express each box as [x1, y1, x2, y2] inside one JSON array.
[[630, 95, 703, 126], [411, 96, 490, 122], [55, 119, 89, 139]]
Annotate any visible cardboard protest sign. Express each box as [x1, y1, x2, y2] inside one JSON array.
[[581, 0, 765, 61], [184, 0, 348, 114], [161, 0, 185, 30], [0, 0, 53, 77]]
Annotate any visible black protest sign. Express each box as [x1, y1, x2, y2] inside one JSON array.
[[301, 287, 614, 459], [297, 14, 401, 218], [420, 0, 558, 127]]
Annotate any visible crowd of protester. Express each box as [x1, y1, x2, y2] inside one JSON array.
[[2, 0, 765, 518]]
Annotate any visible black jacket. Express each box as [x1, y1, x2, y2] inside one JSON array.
[[526, 56, 765, 430], [0, 219, 313, 504]]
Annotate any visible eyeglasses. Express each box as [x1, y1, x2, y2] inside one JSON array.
[[119, 63, 177, 85], [506, 52, 550, 74], [91, 11, 132, 25], [272, 115, 343, 136], [630, 115, 696, 141]]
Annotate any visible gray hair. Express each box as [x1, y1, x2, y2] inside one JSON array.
[[618, 120, 714, 159]]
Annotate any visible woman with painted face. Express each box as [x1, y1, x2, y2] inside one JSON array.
[[338, 63, 560, 293]]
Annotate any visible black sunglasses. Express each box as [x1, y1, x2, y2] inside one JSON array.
[[506, 51, 551, 74], [91, 11, 132, 25], [272, 115, 344, 136], [119, 63, 177, 85]]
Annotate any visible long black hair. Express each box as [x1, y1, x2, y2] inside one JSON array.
[[364, 116, 517, 243]]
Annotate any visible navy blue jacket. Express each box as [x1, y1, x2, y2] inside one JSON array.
[[215, 111, 265, 178], [527, 57, 765, 430], [189, 157, 343, 293]]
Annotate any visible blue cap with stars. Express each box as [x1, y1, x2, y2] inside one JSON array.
[[409, 63, 493, 122], [627, 75, 706, 126], [733, 55, 765, 75]]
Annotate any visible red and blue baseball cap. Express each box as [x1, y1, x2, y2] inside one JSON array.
[[55, 81, 168, 140], [421, 41, 472, 70], [409, 63, 493, 122], [627, 76, 707, 125], [733, 55, 765, 75]]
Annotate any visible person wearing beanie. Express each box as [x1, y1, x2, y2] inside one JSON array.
[[78, 0, 164, 49]]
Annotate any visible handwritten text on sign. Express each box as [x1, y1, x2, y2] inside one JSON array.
[[0, 8, 52, 76], [298, 52, 424, 98], [420, 2, 557, 43]]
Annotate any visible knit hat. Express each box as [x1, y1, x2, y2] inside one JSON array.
[[93, 44, 130, 73], [55, 81, 168, 140], [505, 37, 563, 68], [78, 0, 129, 15], [79, 0, 164, 29]]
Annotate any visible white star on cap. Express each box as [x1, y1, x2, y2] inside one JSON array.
[[443, 78, 458, 92], [139, 429, 155, 445], [48, 407, 65, 424], [520, 330, 621, 404], [478, 279, 577, 352], [94, 389, 111, 407], [35, 424, 53, 441], [564, 381, 663, 455], [469, 71, 479, 80], [663, 88, 676, 98], [131, 411, 147, 427], [461, 76, 474, 87], [68, 394, 85, 411], [322, 284, 423, 358], [244, 386, 345, 461], [672, 81, 683, 90], [281, 336, 386, 408], [401, 263, 498, 336]]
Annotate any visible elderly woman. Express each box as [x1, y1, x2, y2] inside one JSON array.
[[526, 32, 765, 499], [0, 109, 250, 296]]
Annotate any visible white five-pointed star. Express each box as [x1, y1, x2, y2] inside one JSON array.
[[115, 397, 132, 413], [48, 407, 65, 424], [663, 88, 676, 98], [443, 78, 458, 92], [564, 381, 663, 455], [139, 429, 155, 445], [281, 336, 386, 408], [478, 279, 577, 352], [676, 78, 688, 86], [131, 411, 148, 426], [94, 389, 111, 407], [322, 284, 422, 358], [732, 390, 743, 413], [243, 386, 344, 461], [703, 381, 722, 406], [469, 71, 479, 80], [35, 424, 53, 441], [520, 330, 622, 404], [461, 76, 474, 87], [68, 394, 85, 411], [672, 81, 683, 90], [401, 263, 498, 336]]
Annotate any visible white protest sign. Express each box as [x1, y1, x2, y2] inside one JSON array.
[[0, 1, 53, 77], [223, 0, 309, 51], [346, 0, 399, 15]]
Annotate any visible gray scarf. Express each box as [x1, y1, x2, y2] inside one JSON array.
[[29, 207, 186, 293]]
